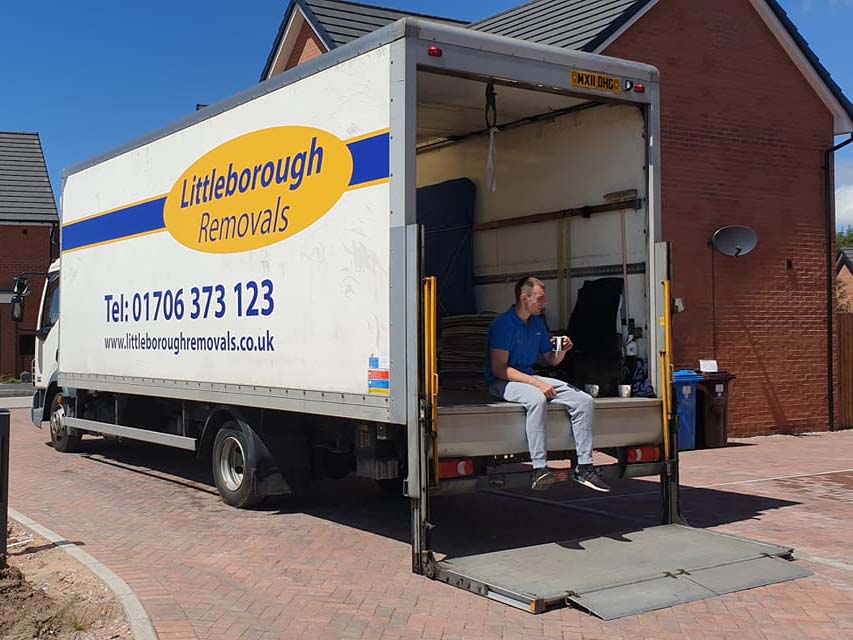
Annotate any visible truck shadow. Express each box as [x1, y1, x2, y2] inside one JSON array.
[[296, 479, 798, 557], [67, 437, 798, 558], [67, 438, 219, 495]]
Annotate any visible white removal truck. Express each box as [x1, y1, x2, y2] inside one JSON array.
[[17, 19, 809, 618]]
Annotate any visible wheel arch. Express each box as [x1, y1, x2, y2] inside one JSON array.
[[39, 374, 62, 423], [200, 405, 290, 497]]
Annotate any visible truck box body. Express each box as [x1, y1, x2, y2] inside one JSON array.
[[60, 45, 395, 422], [59, 20, 664, 443]]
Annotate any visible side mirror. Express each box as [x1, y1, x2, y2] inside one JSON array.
[[10, 295, 24, 323], [12, 276, 29, 297]]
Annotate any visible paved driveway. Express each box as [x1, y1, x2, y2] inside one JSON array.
[[6, 407, 853, 640]]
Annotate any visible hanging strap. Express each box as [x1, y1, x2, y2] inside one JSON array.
[[485, 82, 498, 193]]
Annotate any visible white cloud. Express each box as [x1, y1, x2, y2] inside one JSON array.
[[836, 158, 853, 229], [837, 185, 853, 229]]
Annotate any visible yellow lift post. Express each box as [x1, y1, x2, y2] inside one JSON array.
[[423, 276, 439, 485]]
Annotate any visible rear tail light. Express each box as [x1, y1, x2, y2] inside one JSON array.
[[626, 446, 660, 463], [439, 458, 474, 478]]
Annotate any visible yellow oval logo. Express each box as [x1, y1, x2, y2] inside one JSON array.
[[164, 126, 353, 253]]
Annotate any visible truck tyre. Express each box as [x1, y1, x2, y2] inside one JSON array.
[[212, 426, 263, 508], [49, 393, 81, 453]]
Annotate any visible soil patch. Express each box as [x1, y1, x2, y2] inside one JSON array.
[[1, 521, 132, 639]]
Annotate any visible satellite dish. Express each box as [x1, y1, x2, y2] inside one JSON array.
[[711, 225, 758, 257]]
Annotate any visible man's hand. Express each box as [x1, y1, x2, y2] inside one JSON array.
[[536, 379, 557, 399], [544, 335, 572, 367], [550, 336, 573, 352]]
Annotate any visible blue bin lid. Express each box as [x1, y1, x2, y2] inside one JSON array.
[[674, 370, 704, 382]]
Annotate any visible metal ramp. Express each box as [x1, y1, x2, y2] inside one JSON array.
[[432, 524, 811, 619]]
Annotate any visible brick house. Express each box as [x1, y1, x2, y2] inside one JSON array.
[[0, 132, 58, 379], [261, 0, 853, 436]]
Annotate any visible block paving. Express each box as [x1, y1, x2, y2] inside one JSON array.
[[6, 407, 853, 639]]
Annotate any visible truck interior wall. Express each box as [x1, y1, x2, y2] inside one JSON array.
[[416, 103, 651, 358]]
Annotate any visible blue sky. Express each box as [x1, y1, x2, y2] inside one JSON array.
[[2, 0, 851, 225]]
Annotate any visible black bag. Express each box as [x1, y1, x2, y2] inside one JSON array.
[[559, 278, 625, 396]]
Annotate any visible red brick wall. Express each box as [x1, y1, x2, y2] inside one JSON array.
[[605, 0, 834, 436], [285, 22, 326, 71], [0, 225, 52, 377]]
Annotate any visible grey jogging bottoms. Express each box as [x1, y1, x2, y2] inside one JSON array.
[[489, 375, 595, 468]]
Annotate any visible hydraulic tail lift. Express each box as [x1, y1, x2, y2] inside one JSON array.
[[409, 247, 811, 619]]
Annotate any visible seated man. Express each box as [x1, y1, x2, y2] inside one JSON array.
[[485, 276, 610, 492]]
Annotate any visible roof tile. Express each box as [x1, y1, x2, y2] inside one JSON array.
[[0, 132, 57, 225]]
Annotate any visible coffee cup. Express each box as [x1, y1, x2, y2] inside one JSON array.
[[618, 384, 632, 398], [584, 384, 600, 397], [551, 336, 568, 352]]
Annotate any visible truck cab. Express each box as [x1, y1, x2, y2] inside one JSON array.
[[30, 258, 61, 429]]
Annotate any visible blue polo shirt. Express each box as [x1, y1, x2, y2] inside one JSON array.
[[485, 306, 552, 383]]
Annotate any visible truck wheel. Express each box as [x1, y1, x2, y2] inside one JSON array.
[[212, 426, 263, 508], [49, 393, 81, 453]]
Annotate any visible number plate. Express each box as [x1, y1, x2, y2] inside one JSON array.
[[571, 70, 622, 94]]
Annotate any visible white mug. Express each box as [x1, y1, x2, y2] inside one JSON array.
[[551, 336, 568, 352]]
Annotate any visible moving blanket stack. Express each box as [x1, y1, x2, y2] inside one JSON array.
[[438, 314, 496, 391]]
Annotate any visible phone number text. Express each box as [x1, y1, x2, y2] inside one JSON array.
[[104, 280, 274, 323]]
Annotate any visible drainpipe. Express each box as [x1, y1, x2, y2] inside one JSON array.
[[825, 134, 853, 432]]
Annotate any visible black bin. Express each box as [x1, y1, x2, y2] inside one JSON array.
[[695, 372, 735, 449]]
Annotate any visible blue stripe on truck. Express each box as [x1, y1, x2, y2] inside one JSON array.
[[63, 197, 166, 252], [347, 132, 390, 187], [62, 131, 390, 253]]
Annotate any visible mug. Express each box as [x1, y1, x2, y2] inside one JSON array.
[[618, 384, 632, 398], [551, 336, 568, 352], [584, 384, 600, 397]]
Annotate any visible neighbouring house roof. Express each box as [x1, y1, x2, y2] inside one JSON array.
[[838, 247, 853, 274], [261, 0, 465, 80], [0, 132, 58, 225], [262, 0, 853, 133]]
